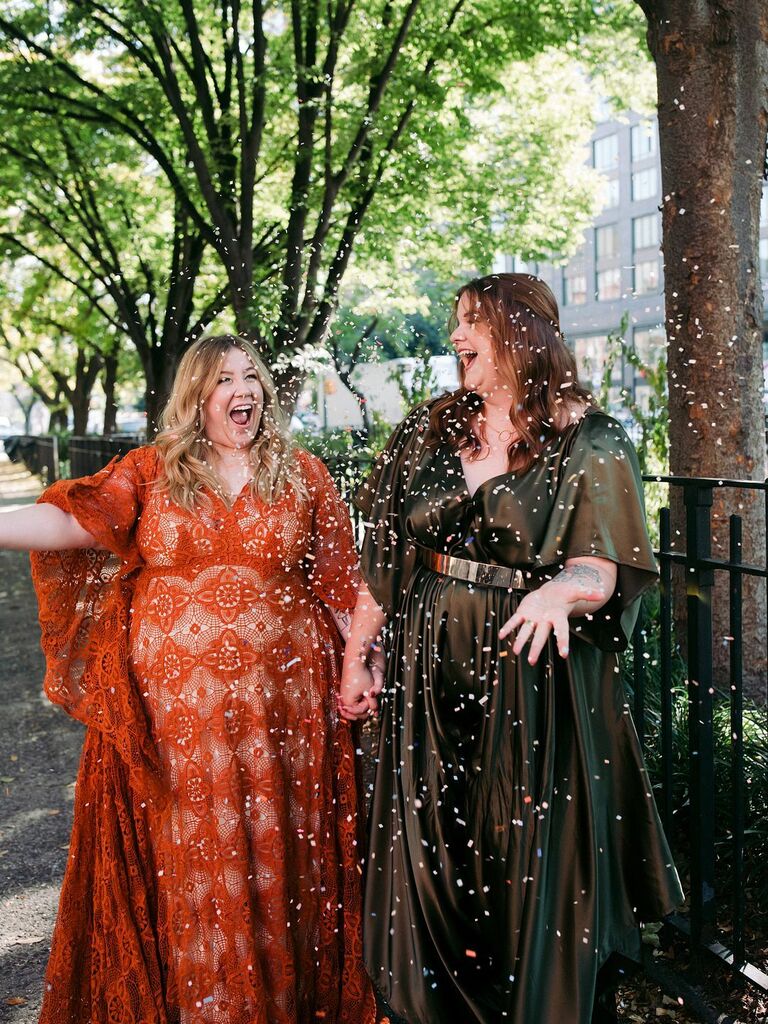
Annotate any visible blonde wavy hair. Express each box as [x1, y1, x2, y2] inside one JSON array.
[[154, 334, 304, 509]]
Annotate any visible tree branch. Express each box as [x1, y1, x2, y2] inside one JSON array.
[[331, 0, 421, 192], [178, 0, 222, 146], [0, 16, 217, 241], [0, 235, 122, 330]]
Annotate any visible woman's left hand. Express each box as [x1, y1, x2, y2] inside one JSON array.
[[338, 642, 385, 721], [498, 573, 607, 665]]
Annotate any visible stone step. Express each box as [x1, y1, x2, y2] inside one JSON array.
[[0, 455, 44, 505], [0, 463, 34, 481]]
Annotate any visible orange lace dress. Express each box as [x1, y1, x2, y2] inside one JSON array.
[[30, 445, 375, 1024]]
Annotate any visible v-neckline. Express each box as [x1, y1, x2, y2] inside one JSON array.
[[457, 459, 513, 500], [451, 408, 595, 499], [208, 482, 250, 513]]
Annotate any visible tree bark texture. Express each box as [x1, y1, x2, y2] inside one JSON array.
[[639, 0, 768, 699], [102, 352, 119, 435], [144, 343, 185, 438]]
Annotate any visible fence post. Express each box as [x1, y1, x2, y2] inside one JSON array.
[[728, 515, 745, 967], [659, 506, 674, 836], [632, 614, 645, 750], [684, 481, 716, 945], [49, 435, 59, 484]]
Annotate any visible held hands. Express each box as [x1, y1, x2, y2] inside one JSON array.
[[498, 561, 613, 664], [338, 640, 385, 722]]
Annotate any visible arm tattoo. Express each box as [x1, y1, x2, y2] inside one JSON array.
[[330, 608, 352, 638], [554, 564, 603, 590]]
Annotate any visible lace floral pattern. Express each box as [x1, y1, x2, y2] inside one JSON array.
[[31, 446, 374, 1024]]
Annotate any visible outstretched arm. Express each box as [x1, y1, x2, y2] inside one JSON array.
[[0, 503, 99, 551]]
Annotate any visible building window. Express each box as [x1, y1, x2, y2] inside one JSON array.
[[634, 327, 667, 365], [574, 334, 622, 407], [631, 122, 656, 161], [595, 224, 619, 260], [761, 188, 768, 226], [760, 237, 768, 277], [633, 213, 660, 251], [632, 327, 667, 411], [593, 134, 619, 171], [563, 273, 587, 306], [633, 259, 660, 295], [596, 267, 621, 301], [598, 176, 620, 210], [632, 167, 658, 202], [505, 255, 538, 274]]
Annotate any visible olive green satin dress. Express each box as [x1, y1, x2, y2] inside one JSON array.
[[355, 403, 683, 1024]]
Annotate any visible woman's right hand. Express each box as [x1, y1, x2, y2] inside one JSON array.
[[339, 643, 385, 722]]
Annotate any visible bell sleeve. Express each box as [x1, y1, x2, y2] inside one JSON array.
[[534, 413, 658, 652], [301, 450, 361, 612], [353, 405, 429, 622], [37, 444, 154, 560], [29, 446, 163, 788]]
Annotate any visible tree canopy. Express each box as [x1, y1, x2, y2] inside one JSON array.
[[0, 0, 644, 423]]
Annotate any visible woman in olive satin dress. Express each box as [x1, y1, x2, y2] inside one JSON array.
[[340, 274, 682, 1024]]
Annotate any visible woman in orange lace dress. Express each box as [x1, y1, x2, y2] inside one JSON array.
[[0, 335, 375, 1024]]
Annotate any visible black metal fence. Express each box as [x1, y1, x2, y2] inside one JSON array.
[[2, 434, 60, 485], [67, 434, 144, 477], [324, 452, 373, 541], [632, 475, 768, 991], [2, 434, 143, 481]]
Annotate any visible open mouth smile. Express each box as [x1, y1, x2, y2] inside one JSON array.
[[229, 403, 254, 427], [456, 349, 478, 368]]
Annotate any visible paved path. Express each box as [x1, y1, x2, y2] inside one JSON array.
[[0, 457, 83, 1022]]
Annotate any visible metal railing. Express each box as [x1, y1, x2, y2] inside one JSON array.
[[2, 433, 143, 481], [67, 434, 143, 478], [633, 475, 768, 991], [2, 434, 59, 485], [324, 452, 373, 542]]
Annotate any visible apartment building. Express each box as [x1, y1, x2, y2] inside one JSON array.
[[494, 110, 768, 414]]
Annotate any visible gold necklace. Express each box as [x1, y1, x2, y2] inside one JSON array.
[[482, 422, 517, 444]]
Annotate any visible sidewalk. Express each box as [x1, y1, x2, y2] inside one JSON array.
[[0, 457, 83, 1021]]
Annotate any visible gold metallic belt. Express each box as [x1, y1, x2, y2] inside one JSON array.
[[417, 545, 528, 591]]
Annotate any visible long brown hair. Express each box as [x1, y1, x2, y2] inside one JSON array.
[[154, 334, 304, 509], [426, 273, 592, 474]]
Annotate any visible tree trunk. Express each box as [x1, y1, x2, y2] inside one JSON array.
[[12, 393, 36, 433], [71, 390, 90, 435], [639, 0, 768, 700], [338, 370, 373, 440], [102, 350, 119, 435], [69, 350, 101, 435], [144, 337, 185, 438], [48, 407, 68, 433], [270, 362, 306, 418]]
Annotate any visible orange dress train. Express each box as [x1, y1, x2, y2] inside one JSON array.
[[30, 445, 375, 1024]]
